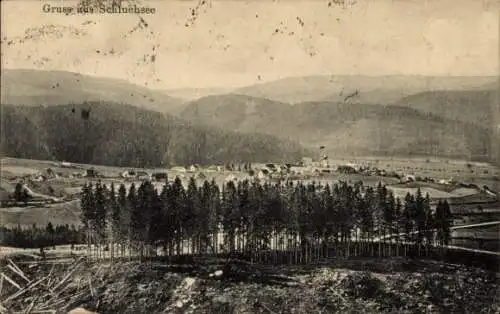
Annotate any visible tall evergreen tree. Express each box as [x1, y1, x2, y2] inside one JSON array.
[[94, 182, 107, 257], [414, 188, 426, 252], [423, 193, 434, 249], [442, 200, 452, 246], [185, 177, 199, 254]]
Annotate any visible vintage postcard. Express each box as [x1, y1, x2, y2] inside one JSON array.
[[1, 0, 499, 313]]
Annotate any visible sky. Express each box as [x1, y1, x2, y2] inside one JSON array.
[[1, 0, 498, 89]]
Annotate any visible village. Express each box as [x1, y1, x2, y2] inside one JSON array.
[[3, 153, 497, 207]]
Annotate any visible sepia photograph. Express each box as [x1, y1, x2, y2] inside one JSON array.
[[0, 0, 499, 313]]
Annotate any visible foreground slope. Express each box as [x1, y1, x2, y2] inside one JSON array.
[[1, 102, 306, 167], [180, 95, 493, 161], [1, 69, 186, 114], [2, 258, 498, 314]]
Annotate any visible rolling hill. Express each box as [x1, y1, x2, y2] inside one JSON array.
[[395, 89, 498, 127], [234, 75, 497, 104], [180, 94, 495, 161], [1, 69, 186, 114], [1, 102, 307, 167], [163, 87, 236, 102]]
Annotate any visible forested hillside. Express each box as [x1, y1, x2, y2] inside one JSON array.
[[181, 95, 494, 161], [1, 102, 307, 167], [395, 89, 497, 127]]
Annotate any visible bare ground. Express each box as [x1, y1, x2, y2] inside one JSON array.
[[1, 257, 499, 314]]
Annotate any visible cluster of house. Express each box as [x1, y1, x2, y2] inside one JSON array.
[[29, 168, 60, 182], [27, 167, 105, 182]]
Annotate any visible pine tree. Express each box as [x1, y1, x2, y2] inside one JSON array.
[[159, 182, 172, 256], [148, 188, 163, 257], [237, 180, 251, 254], [171, 177, 186, 255], [361, 187, 375, 255], [385, 191, 396, 256], [209, 179, 221, 255], [414, 188, 426, 255], [221, 180, 239, 254], [46, 222, 55, 248], [126, 183, 137, 258], [434, 201, 445, 247], [109, 183, 118, 259], [133, 181, 152, 259], [80, 182, 95, 257], [423, 193, 434, 252], [93, 182, 108, 258], [394, 196, 402, 255], [185, 177, 199, 254], [374, 182, 387, 256], [442, 200, 452, 246], [197, 181, 212, 254], [14, 182, 27, 203], [116, 184, 128, 257], [402, 193, 414, 256]]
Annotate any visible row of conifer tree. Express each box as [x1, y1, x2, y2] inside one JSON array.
[[1, 223, 84, 249], [79, 176, 453, 263]]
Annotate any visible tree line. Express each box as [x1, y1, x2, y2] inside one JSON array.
[[80, 176, 453, 263], [0, 223, 84, 249]]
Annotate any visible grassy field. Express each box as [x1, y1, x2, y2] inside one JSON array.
[[0, 200, 81, 228], [329, 156, 500, 190]]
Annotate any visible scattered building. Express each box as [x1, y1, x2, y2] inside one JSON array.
[[72, 172, 83, 178], [85, 168, 98, 178], [32, 175, 47, 182], [188, 165, 200, 172], [402, 175, 416, 183], [121, 170, 136, 178], [171, 166, 187, 173], [136, 171, 151, 181], [337, 165, 357, 174], [206, 165, 218, 172]]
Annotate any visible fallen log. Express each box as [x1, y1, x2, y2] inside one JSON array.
[[23, 294, 39, 314], [3, 275, 49, 303], [1, 272, 22, 290], [8, 259, 31, 284], [51, 261, 83, 293], [7, 265, 30, 284]]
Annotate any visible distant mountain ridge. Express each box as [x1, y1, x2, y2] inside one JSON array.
[[234, 75, 497, 104], [1, 102, 307, 167], [1, 69, 187, 114]]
